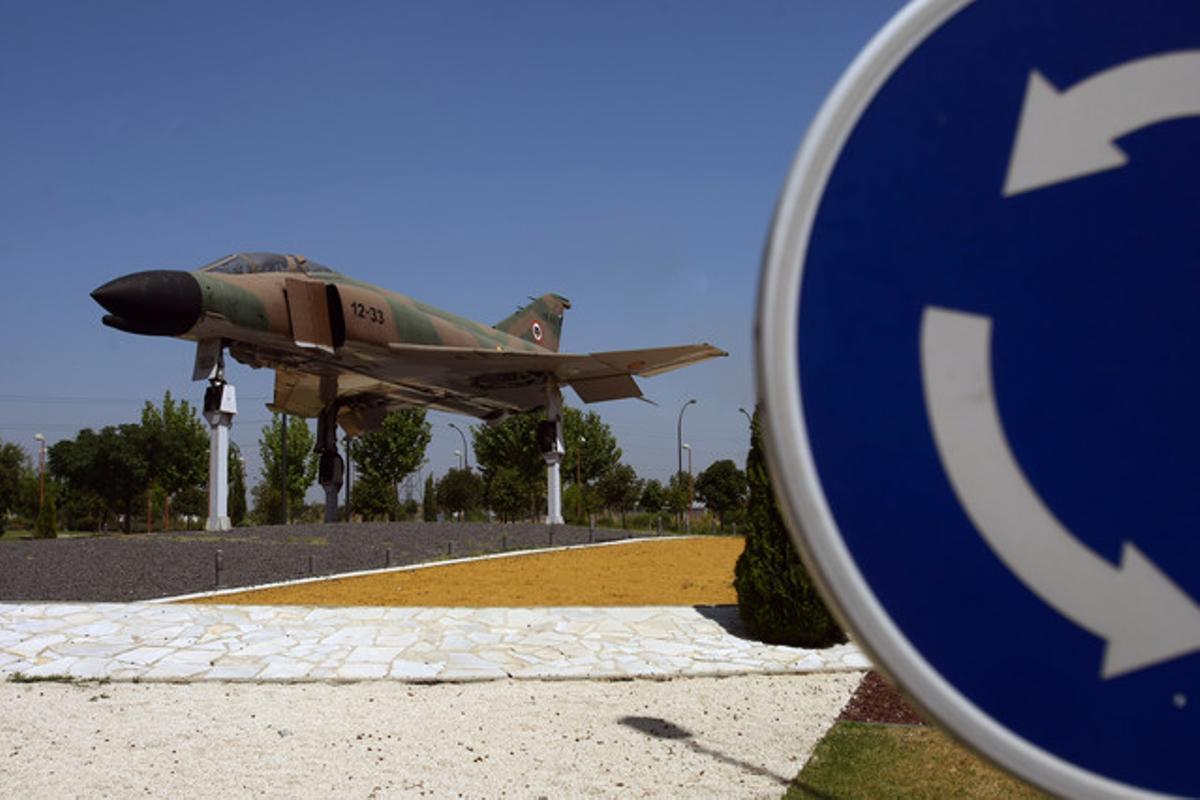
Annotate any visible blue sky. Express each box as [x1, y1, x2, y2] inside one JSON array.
[[0, 1, 904, 498]]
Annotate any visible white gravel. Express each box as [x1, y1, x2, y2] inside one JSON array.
[[1, 672, 863, 798]]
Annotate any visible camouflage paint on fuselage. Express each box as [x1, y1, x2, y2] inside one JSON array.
[[92, 252, 725, 430]]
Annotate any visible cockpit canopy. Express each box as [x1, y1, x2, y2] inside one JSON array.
[[199, 252, 337, 276]]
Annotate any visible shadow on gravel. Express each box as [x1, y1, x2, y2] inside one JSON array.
[[0, 522, 652, 603], [619, 715, 791, 787]]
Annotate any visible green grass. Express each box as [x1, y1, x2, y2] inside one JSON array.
[[787, 722, 1046, 800], [0, 528, 100, 541]]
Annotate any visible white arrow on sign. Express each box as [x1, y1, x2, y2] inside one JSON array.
[[1003, 50, 1200, 197], [920, 306, 1200, 678]]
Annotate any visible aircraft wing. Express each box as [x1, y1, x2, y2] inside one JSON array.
[[383, 341, 727, 403], [269, 342, 725, 433]]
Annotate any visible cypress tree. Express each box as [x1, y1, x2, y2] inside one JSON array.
[[422, 474, 437, 522], [734, 408, 844, 646]]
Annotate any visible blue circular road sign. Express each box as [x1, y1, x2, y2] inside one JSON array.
[[758, 1, 1200, 796]]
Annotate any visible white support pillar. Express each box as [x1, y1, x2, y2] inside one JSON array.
[[204, 381, 237, 532], [544, 383, 565, 524]]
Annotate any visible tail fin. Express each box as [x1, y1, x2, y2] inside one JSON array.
[[494, 293, 571, 352]]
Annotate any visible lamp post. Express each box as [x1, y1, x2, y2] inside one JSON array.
[[575, 435, 586, 523], [738, 407, 753, 427], [682, 442, 693, 534], [454, 449, 463, 470], [677, 399, 696, 477], [344, 435, 353, 522], [33, 433, 46, 513], [448, 423, 469, 470]]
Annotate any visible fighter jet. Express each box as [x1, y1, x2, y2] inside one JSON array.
[[92, 252, 725, 521]]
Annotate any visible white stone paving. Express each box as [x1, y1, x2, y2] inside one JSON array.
[[0, 602, 869, 684]]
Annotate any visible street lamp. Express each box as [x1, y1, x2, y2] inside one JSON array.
[[576, 435, 586, 523], [448, 423, 469, 469], [344, 434, 353, 521], [682, 442, 693, 535], [738, 407, 753, 426], [33, 433, 46, 513], [677, 399, 697, 477]]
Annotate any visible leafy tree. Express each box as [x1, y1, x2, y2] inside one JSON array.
[[422, 473, 437, 521], [666, 471, 691, 519], [734, 409, 844, 647], [228, 442, 248, 526], [172, 484, 207, 522], [351, 410, 431, 521], [252, 414, 318, 525], [487, 466, 527, 522], [352, 471, 399, 522], [0, 442, 31, 532], [436, 468, 484, 519], [472, 406, 620, 521], [140, 392, 208, 528], [472, 413, 544, 520], [639, 479, 666, 514], [562, 408, 621, 487], [596, 463, 642, 528], [50, 425, 146, 533], [695, 459, 748, 527]]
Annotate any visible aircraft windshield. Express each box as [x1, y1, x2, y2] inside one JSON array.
[[199, 252, 337, 275]]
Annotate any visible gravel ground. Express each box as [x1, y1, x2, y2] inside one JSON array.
[[0, 522, 638, 602], [1, 673, 863, 798], [838, 671, 926, 726]]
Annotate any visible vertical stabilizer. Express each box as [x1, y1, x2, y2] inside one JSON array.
[[494, 293, 571, 352]]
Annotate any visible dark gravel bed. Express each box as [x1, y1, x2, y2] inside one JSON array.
[[838, 671, 927, 726], [0, 522, 641, 603]]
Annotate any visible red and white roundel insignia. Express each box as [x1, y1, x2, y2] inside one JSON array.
[[531, 321, 544, 342]]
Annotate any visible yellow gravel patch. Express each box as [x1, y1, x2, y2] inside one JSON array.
[[189, 537, 744, 607]]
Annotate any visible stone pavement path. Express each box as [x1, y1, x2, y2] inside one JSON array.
[[0, 602, 868, 683]]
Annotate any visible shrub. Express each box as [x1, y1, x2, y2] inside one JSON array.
[[734, 410, 844, 647]]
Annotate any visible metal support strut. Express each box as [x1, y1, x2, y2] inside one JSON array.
[[315, 375, 344, 524], [540, 382, 565, 524], [202, 346, 237, 532]]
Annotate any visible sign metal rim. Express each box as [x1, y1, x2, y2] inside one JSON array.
[[756, 1, 1167, 796]]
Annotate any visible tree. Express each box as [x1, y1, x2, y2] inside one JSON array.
[[228, 442, 248, 526], [734, 409, 844, 647], [562, 408, 621, 488], [436, 468, 484, 519], [0, 442, 31, 532], [639, 479, 666, 514], [666, 471, 691, 519], [49, 425, 146, 533], [487, 466, 527, 523], [695, 459, 748, 527], [596, 463, 642, 528], [252, 414, 318, 525], [472, 413, 544, 520], [422, 473, 437, 521], [350, 410, 431, 521], [352, 472, 398, 521], [140, 392, 208, 528]]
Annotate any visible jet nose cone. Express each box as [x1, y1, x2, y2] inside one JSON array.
[[92, 270, 202, 336]]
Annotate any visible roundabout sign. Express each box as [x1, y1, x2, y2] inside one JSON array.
[[757, 1, 1200, 796]]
